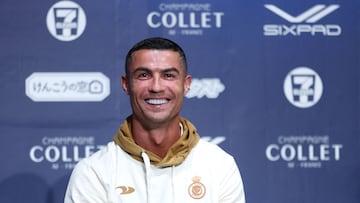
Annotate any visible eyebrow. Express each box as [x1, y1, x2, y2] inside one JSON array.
[[132, 67, 180, 75]]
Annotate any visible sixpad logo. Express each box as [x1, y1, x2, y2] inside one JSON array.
[[283, 67, 323, 108], [46, 1, 86, 41], [147, 3, 224, 36], [264, 4, 341, 36]]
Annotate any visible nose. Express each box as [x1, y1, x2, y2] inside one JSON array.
[[149, 74, 163, 93]]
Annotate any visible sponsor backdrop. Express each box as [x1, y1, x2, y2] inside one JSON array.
[[0, 0, 359, 202]]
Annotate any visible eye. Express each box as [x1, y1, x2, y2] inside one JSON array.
[[137, 72, 150, 79], [164, 73, 175, 79], [163, 70, 180, 80]]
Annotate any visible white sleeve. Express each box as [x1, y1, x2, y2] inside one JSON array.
[[219, 157, 246, 203], [64, 159, 108, 203]]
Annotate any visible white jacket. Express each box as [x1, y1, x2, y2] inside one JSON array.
[[64, 140, 245, 203]]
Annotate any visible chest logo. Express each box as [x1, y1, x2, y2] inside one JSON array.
[[188, 176, 206, 199]]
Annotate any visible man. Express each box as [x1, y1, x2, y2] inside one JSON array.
[[64, 37, 245, 203]]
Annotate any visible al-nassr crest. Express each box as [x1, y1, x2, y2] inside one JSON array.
[[188, 176, 206, 199]]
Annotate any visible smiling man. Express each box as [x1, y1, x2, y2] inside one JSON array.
[[64, 37, 246, 203]]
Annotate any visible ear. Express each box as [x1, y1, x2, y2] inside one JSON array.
[[121, 75, 129, 95], [184, 75, 192, 94]]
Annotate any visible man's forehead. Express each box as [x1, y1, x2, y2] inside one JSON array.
[[131, 49, 180, 59], [129, 49, 184, 70]]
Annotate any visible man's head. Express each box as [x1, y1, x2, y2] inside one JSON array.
[[125, 37, 188, 77], [122, 37, 191, 128]]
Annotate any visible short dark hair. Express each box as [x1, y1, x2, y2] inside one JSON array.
[[125, 37, 188, 75]]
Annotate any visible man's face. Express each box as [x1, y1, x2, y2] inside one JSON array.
[[122, 49, 191, 127]]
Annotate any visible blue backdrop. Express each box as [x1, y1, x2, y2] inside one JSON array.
[[0, 0, 359, 202]]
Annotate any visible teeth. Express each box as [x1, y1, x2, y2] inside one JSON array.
[[146, 99, 168, 105]]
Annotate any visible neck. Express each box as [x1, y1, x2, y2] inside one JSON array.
[[131, 117, 181, 158]]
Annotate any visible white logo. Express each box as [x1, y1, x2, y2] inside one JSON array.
[[29, 136, 105, 170], [147, 3, 224, 36], [186, 78, 225, 99], [25, 72, 110, 102], [265, 135, 343, 168], [283, 67, 323, 108], [46, 1, 86, 41], [264, 4, 339, 23], [264, 4, 341, 36]]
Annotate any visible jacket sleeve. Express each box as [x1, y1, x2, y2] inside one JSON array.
[[219, 157, 246, 203], [64, 159, 108, 203]]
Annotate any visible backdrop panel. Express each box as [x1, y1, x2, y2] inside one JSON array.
[[0, 0, 359, 202]]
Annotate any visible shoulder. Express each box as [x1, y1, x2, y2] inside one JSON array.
[[84, 141, 117, 160], [191, 140, 245, 202], [191, 139, 236, 164], [66, 142, 121, 188], [65, 142, 119, 202], [195, 139, 234, 157], [72, 141, 119, 174]]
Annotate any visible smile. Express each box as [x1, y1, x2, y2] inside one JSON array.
[[145, 99, 169, 105]]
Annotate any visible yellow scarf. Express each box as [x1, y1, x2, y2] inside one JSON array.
[[113, 116, 200, 167]]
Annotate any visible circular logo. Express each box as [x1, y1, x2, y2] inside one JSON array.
[[188, 176, 206, 199], [283, 67, 323, 108], [46, 1, 86, 41]]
